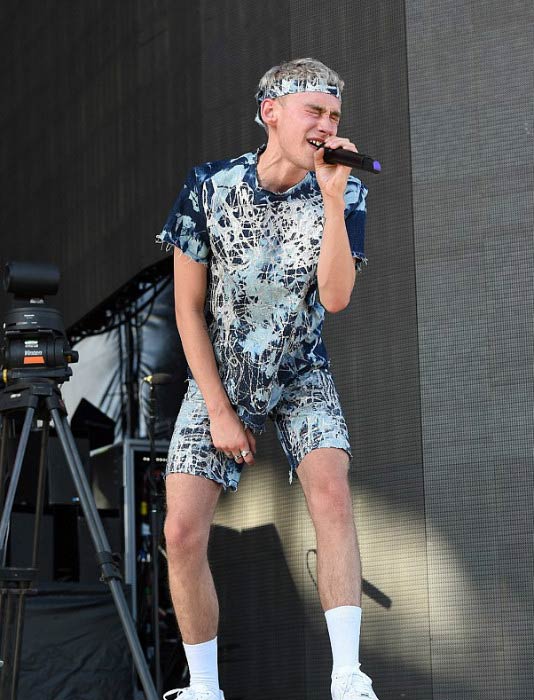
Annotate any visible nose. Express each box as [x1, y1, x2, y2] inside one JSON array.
[[318, 114, 336, 136]]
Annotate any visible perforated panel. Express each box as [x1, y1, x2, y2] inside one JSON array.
[[406, 2, 534, 698]]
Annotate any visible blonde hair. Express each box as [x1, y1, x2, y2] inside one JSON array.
[[257, 58, 344, 97]]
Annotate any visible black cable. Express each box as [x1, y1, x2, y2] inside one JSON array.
[[132, 278, 171, 330], [118, 318, 127, 439], [69, 276, 171, 344], [306, 548, 318, 590]]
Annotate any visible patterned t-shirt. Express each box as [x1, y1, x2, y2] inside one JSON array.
[[157, 147, 368, 433]]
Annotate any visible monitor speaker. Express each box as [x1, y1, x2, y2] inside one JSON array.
[[7, 434, 90, 507]]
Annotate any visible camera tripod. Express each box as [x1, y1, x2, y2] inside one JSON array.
[[0, 378, 158, 700]]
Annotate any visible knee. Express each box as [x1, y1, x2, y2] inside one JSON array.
[[307, 479, 354, 525], [164, 515, 209, 560]]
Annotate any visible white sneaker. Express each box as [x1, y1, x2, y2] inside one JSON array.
[[163, 685, 225, 700], [331, 665, 379, 700]]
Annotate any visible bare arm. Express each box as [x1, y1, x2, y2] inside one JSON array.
[[314, 136, 359, 312], [173, 249, 256, 462], [317, 196, 356, 312]]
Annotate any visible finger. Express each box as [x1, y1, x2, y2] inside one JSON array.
[[217, 442, 238, 459], [313, 146, 326, 166], [245, 428, 257, 455], [229, 423, 248, 461], [324, 136, 353, 146], [324, 137, 358, 152], [241, 445, 255, 464], [237, 440, 255, 465], [242, 450, 255, 465], [231, 444, 249, 463]]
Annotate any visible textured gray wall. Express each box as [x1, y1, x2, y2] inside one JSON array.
[[289, 3, 429, 699], [406, 1, 534, 698]]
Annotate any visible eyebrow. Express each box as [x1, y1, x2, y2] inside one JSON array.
[[305, 102, 341, 119]]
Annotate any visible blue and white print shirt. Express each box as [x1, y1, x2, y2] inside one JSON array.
[[157, 148, 368, 432]]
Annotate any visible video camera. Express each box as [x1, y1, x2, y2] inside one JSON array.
[[0, 261, 78, 387]]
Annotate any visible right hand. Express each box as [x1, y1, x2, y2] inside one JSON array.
[[209, 406, 256, 465]]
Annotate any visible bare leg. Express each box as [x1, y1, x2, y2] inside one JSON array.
[[164, 473, 222, 643], [297, 447, 361, 609]]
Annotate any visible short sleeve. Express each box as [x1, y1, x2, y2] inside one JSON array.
[[155, 168, 210, 265], [344, 178, 368, 272]]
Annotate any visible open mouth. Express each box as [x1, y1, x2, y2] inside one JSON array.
[[307, 139, 325, 149]]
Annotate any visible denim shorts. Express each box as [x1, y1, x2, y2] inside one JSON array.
[[165, 369, 352, 491]]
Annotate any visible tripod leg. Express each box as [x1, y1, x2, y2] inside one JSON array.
[[0, 408, 35, 564], [50, 407, 158, 700], [0, 587, 13, 699], [150, 504, 163, 696], [9, 585, 29, 700], [32, 421, 49, 569], [0, 416, 10, 511]]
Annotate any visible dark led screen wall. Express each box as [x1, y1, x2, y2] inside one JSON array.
[[1, 1, 533, 699], [405, 2, 534, 698]]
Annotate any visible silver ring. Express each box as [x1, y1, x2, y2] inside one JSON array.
[[233, 453, 241, 460], [240, 449, 250, 457]]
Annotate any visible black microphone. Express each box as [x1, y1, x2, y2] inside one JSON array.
[[323, 147, 381, 174]]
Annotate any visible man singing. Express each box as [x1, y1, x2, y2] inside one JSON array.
[[157, 58, 379, 700]]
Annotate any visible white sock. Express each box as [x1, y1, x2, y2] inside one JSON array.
[[325, 605, 362, 673], [183, 636, 220, 695]]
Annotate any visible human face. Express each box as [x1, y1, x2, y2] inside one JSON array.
[[270, 91, 342, 171]]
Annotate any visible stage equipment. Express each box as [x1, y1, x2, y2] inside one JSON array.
[[71, 398, 115, 449], [67, 255, 172, 345], [0, 261, 158, 700], [4, 433, 90, 507], [65, 255, 173, 441], [141, 372, 172, 696], [322, 145, 382, 173], [90, 442, 169, 616]]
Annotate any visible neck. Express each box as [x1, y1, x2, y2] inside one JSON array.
[[256, 141, 308, 193]]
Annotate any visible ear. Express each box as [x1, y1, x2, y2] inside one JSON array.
[[260, 98, 278, 128]]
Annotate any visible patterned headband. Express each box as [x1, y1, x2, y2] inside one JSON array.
[[255, 77, 342, 126]]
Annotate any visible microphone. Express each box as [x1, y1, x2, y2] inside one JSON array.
[[323, 147, 381, 174]]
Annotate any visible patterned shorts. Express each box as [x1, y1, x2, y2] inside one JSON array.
[[165, 369, 352, 491]]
